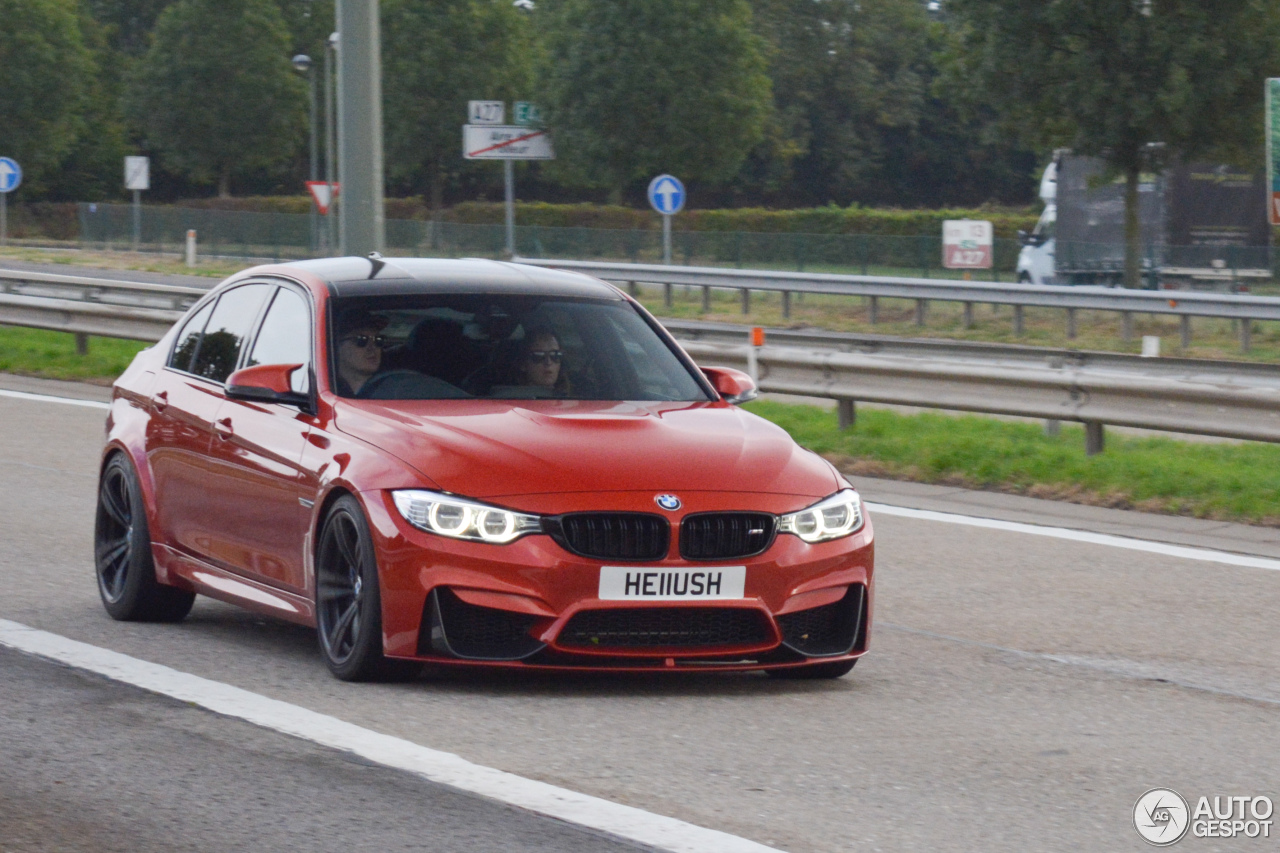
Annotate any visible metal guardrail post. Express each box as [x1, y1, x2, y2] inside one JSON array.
[[663, 283, 673, 308], [741, 288, 750, 314], [781, 291, 791, 319], [1013, 305, 1025, 336], [1240, 319, 1252, 352], [701, 285, 711, 312], [868, 296, 878, 325], [915, 299, 927, 326], [1180, 315, 1192, 349], [963, 302, 974, 329], [837, 399, 856, 430], [1122, 312, 1134, 343], [1066, 308, 1077, 339], [1085, 422, 1105, 456]]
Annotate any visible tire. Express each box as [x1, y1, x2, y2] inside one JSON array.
[[315, 495, 401, 681], [766, 658, 857, 680], [1017, 272, 1032, 284], [94, 453, 195, 622]]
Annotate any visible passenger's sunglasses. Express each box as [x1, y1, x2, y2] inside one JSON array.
[[525, 349, 563, 365], [342, 334, 385, 349]]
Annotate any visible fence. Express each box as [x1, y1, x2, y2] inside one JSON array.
[[76, 203, 1030, 279]]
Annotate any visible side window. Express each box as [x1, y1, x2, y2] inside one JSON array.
[[191, 284, 272, 383], [247, 288, 312, 394], [169, 300, 214, 372]]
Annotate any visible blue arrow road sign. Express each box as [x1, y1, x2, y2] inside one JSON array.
[[0, 158, 21, 193], [647, 174, 685, 215]]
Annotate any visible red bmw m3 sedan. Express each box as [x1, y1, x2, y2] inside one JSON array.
[[95, 257, 874, 680]]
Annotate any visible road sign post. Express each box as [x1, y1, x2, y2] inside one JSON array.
[[0, 157, 21, 247], [463, 117, 554, 259], [647, 175, 686, 265], [124, 157, 150, 252]]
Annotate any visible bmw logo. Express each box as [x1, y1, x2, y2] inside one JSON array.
[[655, 494, 682, 511]]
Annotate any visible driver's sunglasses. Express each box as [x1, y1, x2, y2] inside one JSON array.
[[342, 334, 385, 349], [525, 349, 564, 365]]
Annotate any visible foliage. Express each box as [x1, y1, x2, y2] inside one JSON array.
[[949, 0, 1280, 285], [537, 0, 772, 200], [0, 326, 148, 383], [126, 0, 306, 197], [0, 0, 95, 192], [746, 399, 1280, 525], [381, 0, 535, 210], [85, 0, 171, 55]]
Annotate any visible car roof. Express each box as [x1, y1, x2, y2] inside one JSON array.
[[279, 257, 622, 300]]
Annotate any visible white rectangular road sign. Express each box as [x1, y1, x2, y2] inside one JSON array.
[[468, 101, 505, 125], [463, 125, 554, 160], [942, 219, 993, 269], [124, 156, 150, 191]]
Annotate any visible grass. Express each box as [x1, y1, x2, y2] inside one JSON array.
[[744, 399, 1280, 525], [0, 326, 149, 384]]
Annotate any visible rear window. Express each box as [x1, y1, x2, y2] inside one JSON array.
[[328, 293, 710, 402]]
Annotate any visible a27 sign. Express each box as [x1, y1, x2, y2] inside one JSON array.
[[942, 219, 993, 270]]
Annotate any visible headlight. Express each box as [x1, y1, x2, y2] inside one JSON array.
[[391, 490, 542, 544], [777, 490, 864, 543]]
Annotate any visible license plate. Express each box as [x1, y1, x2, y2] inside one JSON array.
[[598, 566, 746, 601]]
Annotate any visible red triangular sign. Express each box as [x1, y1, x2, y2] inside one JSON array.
[[306, 181, 339, 215]]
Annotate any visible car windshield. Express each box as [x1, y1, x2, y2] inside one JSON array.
[[327, 293, 712, 402]]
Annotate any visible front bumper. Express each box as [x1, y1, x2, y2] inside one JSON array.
[[364, 490, 875, 672]]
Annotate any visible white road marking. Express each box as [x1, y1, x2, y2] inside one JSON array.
[[0, 388, 110, 410], [866, 502, 1280, 572], [0, 618, 779, 853]]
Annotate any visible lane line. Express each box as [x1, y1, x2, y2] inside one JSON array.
[[866, 502, 1280, 573], [9, 385, 1280, 573], [881, 622, 1280, 708], [0, 387, 110, 410], [0, 618, 778, 853]]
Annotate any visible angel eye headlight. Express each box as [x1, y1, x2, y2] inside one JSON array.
[[778, 490, 863, 543], [392, 490, 541, 544]]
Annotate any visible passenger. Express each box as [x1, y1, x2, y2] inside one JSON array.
[[335, 309, 387, 396], [514, 327, 569, 395]]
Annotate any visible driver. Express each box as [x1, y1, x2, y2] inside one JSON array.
[[513, 327, 570, 395], [334, 309, 387, 396]]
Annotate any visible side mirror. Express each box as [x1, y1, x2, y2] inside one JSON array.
[[702, 366, 758, 405], [226, 363, 309, 408]]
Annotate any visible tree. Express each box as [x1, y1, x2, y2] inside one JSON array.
[[950, 0, 1280, 287], [538, 0, 772, 202], [127, 0, 306, 197], [0, 0, 94, 191], [382, 0, 534, 212], [86, 0, 172, 55]]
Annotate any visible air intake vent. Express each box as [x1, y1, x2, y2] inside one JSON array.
[[550, 513, 669, 561], [558, 607, 770, 649], [680, 512, 776, 560], [776, 585, 865, 657], [423, 588, 545, 661]]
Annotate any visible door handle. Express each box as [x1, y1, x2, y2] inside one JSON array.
[[152, 391, 169, 413], [214, 417, 234, 440]]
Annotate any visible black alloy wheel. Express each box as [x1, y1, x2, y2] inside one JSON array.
[[766, 658, 857, 680], [94, 454, 195, 622], [315, 495, 404, 681]]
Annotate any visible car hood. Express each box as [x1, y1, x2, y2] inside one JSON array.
[[335, 399, 840, 500]]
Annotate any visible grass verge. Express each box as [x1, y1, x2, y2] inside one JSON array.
[[0, 327, 149, 384], [743, 399, 1280, 526]]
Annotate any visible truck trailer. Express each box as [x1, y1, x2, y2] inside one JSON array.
[[1016, 153, 1270, 289]]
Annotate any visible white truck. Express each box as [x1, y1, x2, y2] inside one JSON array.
[[1016, 153, 1270, 289]]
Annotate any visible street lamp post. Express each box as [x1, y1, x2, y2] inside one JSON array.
[[292, 54, 319, 253], [336, 0, 385, 257], [325, 32, 338, 255]]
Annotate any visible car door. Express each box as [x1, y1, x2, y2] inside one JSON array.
[[147, 283, 275, 563], [203, 284, 318, 592]]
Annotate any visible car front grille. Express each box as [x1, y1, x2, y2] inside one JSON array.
[[423, 588, 545, 661], [679, 512, 777, 560], [558, 607, 771, 649], [551, 513, 669, 561], [775, 585, 865, 657]]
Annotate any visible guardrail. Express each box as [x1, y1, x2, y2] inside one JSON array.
[[518, 257, 1280, 351], [2, 268, 1279, 453]]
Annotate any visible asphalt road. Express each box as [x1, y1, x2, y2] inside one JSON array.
[[1, 376, 1278, 852]]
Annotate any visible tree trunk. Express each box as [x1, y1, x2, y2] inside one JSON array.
[[218, 167, 231, 199], [1123, 165, 1141, 289]]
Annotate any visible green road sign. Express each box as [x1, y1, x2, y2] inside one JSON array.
[[514, 102, 542, 126]]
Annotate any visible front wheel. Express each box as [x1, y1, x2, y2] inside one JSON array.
[[766, 658, 857, 680], [94, 453, 195, 622], [315, 495, 398, 681]]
